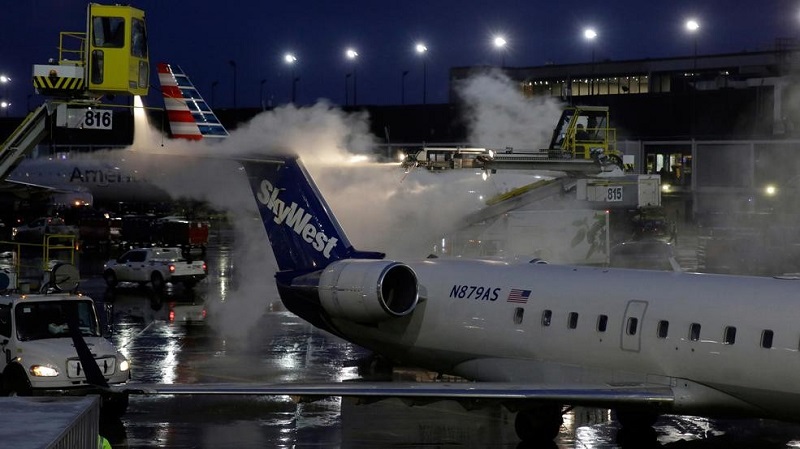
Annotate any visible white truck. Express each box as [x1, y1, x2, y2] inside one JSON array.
[[103, 247, 207, 290], [0, 293, 131, 414]]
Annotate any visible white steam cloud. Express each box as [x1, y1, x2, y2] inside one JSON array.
[[457, 70, 564, 150], [117, 73, 555, 340]]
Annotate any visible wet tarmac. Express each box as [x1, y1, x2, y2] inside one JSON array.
[[71, 230, 800, 448]]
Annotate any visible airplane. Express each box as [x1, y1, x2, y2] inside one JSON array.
[[3, 62, 228, 206], [115, 151, 800, 444]]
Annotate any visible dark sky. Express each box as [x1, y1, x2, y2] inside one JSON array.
[[1, 0, 797, 114]]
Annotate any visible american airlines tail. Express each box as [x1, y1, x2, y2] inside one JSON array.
[[157, 62, 229, 140]]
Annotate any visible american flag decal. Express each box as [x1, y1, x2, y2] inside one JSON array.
[[507, 289, 531, 304]]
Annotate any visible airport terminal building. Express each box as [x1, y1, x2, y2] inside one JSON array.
[[451, 42, 800, 274]]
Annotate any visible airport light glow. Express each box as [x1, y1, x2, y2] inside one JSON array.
[[346, 48, 358, 60], [415, 43, 427, 54], [686, 19, 700, 32], [284, 53, 297, 64], [493, 36, 507, 49], [584, 28, 597, 41]]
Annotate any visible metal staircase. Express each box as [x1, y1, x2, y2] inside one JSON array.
[[0, 102, 52, 180]]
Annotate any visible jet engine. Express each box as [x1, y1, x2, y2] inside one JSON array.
[[317, 259, 419, 323]]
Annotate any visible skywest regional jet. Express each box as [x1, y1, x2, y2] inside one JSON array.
[[121, 153, 800, 443]]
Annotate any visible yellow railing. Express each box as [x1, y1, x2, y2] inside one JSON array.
[[0, 235, 77, 290], [58, 31, 86, 66], [567, 127, 617, 160]]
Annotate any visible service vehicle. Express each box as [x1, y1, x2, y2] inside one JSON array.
[[402, 105, 625, 176], [103, 247, 207, 290], [12, 217, 77, 243], [0, 293, 130, 414], [154, 216, 210, 255]]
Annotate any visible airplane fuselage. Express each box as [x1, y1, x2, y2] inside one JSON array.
[[8, 156, 171, 204], [315, 260, 800, 421]]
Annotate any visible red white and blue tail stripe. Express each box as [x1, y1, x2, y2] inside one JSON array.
[[157, 62, 229, 141]]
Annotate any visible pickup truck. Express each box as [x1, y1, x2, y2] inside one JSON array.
[[0, 293, 131, 415], [103, 247, 207, 290]]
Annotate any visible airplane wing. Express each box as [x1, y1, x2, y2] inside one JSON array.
[[0, 178, 83, 200], [115, 381, 674, 407]]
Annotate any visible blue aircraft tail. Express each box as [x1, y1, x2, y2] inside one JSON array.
[[239, 155, 384, 272]]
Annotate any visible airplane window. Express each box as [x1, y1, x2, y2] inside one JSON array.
[[657, 320, 669, 338], [723, 326, 737, 345], [761, 330, 774, 349], [627, 317, 639, 335], [597, 315, 608, 332], [541, 310, 552, 327], [513, 308, 524, 325], [568, 312, 579, 329], [690, 323, 701, 341]]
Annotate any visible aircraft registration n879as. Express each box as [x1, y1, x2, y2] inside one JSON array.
[[121, 153, 800, 443]]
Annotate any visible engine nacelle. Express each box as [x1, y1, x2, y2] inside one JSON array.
[[318, 259, 419, 323]]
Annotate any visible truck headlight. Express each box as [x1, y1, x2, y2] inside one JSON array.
[[30, 365, 59, 377], [119, 359, 130, 372]]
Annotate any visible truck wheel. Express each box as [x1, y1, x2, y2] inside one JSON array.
[[151, 272, 165, 291], [103, 270, 118, 288], [3, 367, 31, 397]]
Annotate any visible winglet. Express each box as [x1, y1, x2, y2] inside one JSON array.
[[239, 155, 383, 272], [157, 62, 229, 140]]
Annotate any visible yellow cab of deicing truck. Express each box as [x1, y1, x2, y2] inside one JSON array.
[[32, 3, 149, 99]]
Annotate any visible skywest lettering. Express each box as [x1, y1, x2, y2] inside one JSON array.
[[256, 179, 338, 259]]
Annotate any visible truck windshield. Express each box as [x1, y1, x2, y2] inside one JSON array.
[[15, 300, 100, 341]]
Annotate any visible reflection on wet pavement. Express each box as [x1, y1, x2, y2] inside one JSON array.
[[78, 231, 800, 448]]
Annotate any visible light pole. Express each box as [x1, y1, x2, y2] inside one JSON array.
[[493, 36, 507, 67], [583, 28, 597, 95], [211, 80, 219, 108], [344, 73, 351, 106], [0, 75, 10, 117], [685, 18, 700, 69], [228, 60, 237, 109], [415, 43, 427, 104], [346, 48, 358, 105], [685, 18, 701, 137], [284, 53, 298, 104], [260, 79, 267, 110], [401, 70, 409, 105]]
